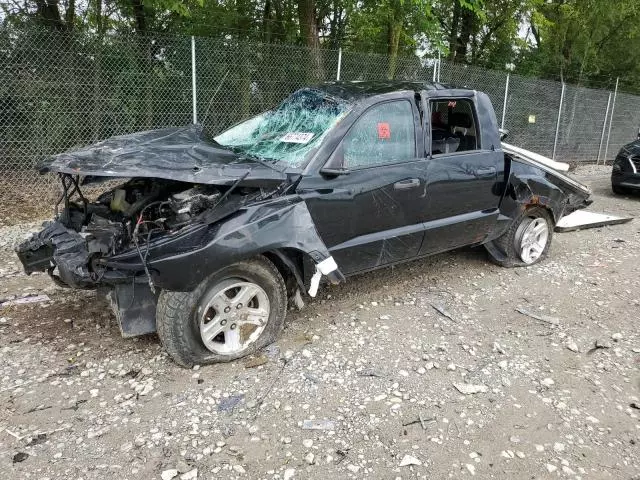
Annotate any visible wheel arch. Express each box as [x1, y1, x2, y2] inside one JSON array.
[[262, 248, 312, 294]]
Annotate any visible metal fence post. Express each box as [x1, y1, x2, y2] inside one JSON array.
[[501, 73, 510, 130], [437, 51, 441, 83], [597, 92, 612, 164], [552, 82, 566, 160], [604, 77, 619, 163], [336, 47, 342, 81], [191, 36, 198, 124]]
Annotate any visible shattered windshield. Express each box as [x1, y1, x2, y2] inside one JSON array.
[[214, 88, 351, 167]]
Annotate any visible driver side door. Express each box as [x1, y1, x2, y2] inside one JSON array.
[[299, 98, 429, 275]]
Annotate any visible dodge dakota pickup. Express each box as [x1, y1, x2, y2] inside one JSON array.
[[16, 81, 592, 367]]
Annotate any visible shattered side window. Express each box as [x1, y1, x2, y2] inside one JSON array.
[[343, 100, 415, 169], [214, 89, 351, 167]]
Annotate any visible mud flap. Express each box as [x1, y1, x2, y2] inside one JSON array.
[[102, 282, 160, 337]]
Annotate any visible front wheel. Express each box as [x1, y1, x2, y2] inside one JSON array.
[[485, 206, 554, 268], [156, 257, 287, 367]]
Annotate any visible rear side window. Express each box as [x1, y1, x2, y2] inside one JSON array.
[[430, 99, 480, 155], [343, 100, 416, 169]]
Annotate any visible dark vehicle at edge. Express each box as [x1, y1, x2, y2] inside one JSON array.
[[16, 81, 592, 367], [612, 130, 640, 194]]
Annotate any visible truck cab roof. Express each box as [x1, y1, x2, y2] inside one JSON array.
[[315, 81, 465, 102]]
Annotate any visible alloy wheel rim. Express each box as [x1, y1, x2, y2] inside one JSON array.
[[198, 279, 270, 355], [517, 218, 549, 264]]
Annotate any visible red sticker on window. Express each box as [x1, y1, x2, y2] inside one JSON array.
[[448, 101, 457, 108], [377, 122, 391, 139]]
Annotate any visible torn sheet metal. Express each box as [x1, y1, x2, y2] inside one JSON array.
[[502, 142, 570, 172], [102, 199, 345, 293], [555, 210, 633, 232]]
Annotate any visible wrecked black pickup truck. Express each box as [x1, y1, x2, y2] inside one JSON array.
[[16, 81, 592, 367]]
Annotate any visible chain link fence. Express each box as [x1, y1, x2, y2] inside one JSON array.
[[1, 26, 637, 216]]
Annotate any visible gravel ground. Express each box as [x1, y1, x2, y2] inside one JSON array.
[[1, 165, 639, 480]]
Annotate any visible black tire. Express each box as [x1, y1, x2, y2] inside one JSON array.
[[485, 206, 554, 268], [156, 256, 287, 368], [612, 184, 629, 195]]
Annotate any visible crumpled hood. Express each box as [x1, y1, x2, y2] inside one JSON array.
[[41, 124, 288, 186]]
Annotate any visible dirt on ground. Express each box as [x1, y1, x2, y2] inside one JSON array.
[[0, 165, 638, 480]]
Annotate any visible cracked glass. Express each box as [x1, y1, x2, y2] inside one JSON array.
[[215, 88, 352, 167]]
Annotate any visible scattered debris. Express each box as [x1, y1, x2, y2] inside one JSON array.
[[357, 368, 383, 378], [430, 303, 456, 321], [540, 377, 555, 387], [555, 210, 632, 233], [180, 468, 198, 480], [218, 394, 245, 412], [25, 433, 47, 446], [244, 355, 268, 369], [12, 452, 29, 463], [62, 399, 87, 411], [4, 429, 23, 440], [399, 454, 422, 467], [302, 419, 336, 430], [587, 339, 612, 355], [293, 289, 305, 310], [161, 469, 179, 480], [1, 294, 50, 308], [565, 341, 580, 353], [453, 383, 488, 395], [515, 307, 560, 326], [0, 167, 638, 480], [402, 414, 436, 429], [25, 404, 52, 414]]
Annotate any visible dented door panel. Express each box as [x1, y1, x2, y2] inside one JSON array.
[[299, 160, 427, 275]]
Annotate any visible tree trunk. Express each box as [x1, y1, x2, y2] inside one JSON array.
[[129, 0, 153, 128], [455, 7, 475, 63], [272, 0, 287, 41], [35, 0, 65, 30], [92, 0, 104, 142], [130, 0, 147, 34], [297, 0, 323, 81], [387, 21, 401, 80], [263, 0, 272, 43], [65, 0, 76, 31], [448, 0, 461, 61]]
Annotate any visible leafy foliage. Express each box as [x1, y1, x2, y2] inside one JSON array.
[[1, 0, 639, 89]]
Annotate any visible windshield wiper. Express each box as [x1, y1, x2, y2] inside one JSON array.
[[235, 152, 283, 171]]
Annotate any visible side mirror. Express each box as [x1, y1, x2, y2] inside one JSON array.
[[499, 128, 509, 141], [320, 143, 350, 176]]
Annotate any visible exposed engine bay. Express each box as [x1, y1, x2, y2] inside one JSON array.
[[17, 173, 267, 290]]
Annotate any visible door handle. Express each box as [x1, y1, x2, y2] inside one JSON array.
[[394, 178, 421, 190], [474, 167, 496, 178]]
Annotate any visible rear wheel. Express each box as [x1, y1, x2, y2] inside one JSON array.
[[156, 257, 287, 367], [612, 184, 630, 195], [485, 206, 553, 268]]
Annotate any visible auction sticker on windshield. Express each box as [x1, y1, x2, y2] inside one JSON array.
[[280, 132, 315, 144]]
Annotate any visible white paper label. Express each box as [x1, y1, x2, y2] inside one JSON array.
[[280, 132, 314, 144]]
